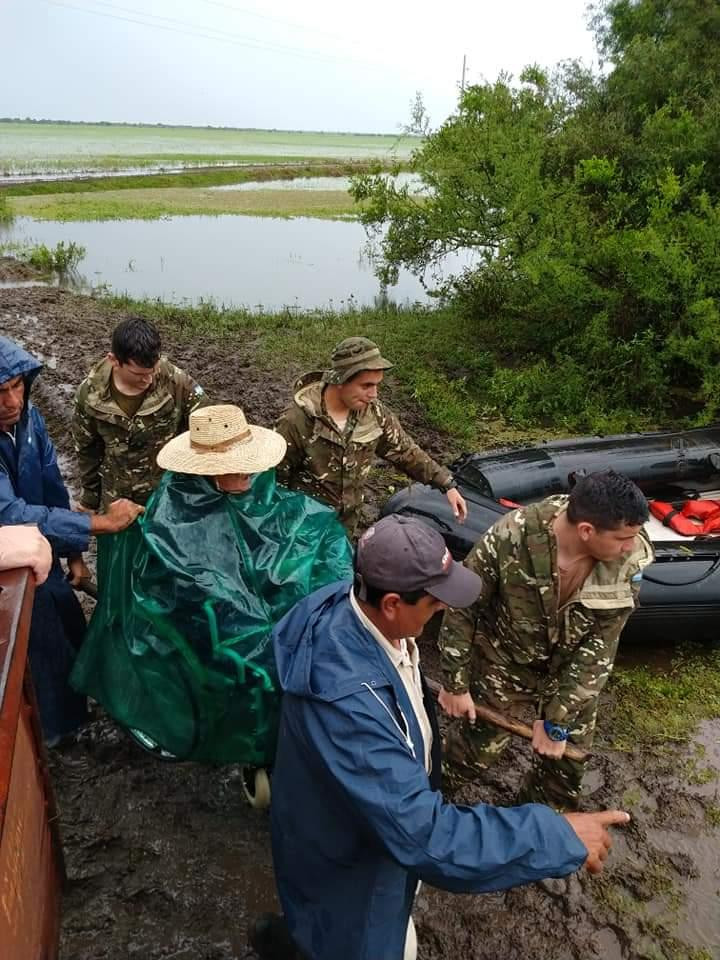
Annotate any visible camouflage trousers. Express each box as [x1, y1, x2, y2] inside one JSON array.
[[443, 659, 598, 813]]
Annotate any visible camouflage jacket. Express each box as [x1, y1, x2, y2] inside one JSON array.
[[72, 356, 208, 510], [439, 495, 655, 726], [275, 373, 453, 536]]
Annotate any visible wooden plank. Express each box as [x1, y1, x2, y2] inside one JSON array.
[[0, 569, 35, 825], [0, 566, 64, 960]]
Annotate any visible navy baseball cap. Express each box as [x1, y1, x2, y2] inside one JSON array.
[[356, 514, 481, 608]]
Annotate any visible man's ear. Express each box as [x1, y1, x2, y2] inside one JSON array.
[[107, 352, 119, 368], [576, 521, 595, 542], [380, 593, 401, 621]]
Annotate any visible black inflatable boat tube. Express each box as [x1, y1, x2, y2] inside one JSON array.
[[453, 427, 720, 502]]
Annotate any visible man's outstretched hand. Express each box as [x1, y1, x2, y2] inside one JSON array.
[[564, 810, 631, 874], [90, 498, 145, 534]]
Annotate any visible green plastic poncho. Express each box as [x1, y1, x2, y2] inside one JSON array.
[[71, 469, 353, 764]]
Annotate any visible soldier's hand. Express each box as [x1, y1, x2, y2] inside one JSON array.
[[0, 525, 53, 585], [563, 810, 630, 874], [446, 488, 468, 523], [438, 688, 476, 722], [532, 718, 567, 759], [90, 499, 145, 534]]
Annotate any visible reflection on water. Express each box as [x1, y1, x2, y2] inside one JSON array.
[[209, 172, 424, 193], [1, 215, 471, 310]]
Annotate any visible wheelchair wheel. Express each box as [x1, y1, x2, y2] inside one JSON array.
[[127, 726, 180, 761], [240, 765, 271, 809]]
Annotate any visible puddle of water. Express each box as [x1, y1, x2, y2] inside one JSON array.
[[0, 216, 473, 311], [646, 821, 720, 952], [638, 719, 720, 954], [209, 172, 424, 193]]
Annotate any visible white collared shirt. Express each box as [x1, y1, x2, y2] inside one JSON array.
[[350, 590, 433, 774]]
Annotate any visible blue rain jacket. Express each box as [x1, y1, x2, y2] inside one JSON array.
[[0, 336, 90, 738], [271, 581, 588, 960], [0, 337, 90, 553]]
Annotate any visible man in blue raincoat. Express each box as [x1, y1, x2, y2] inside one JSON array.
[[268, 515, 630, 960], [0, 336, 143, 743]]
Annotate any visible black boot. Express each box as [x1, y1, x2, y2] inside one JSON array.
[[248, 913, 301, 959]]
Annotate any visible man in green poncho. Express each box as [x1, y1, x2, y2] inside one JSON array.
[[71, 405, 353, 765]]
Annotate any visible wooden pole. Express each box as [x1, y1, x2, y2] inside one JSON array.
[[425, 677, 589, 763]]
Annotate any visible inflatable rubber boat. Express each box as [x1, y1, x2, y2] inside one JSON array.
[[382, 426, 720, 643]]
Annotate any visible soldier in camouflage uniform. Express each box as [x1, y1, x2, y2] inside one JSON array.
[[438, 470, 654, 811], [275, 337, 467, 537], [72, 318, 209, 511]]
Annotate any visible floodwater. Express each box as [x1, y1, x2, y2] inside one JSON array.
[[0, 162, 269, 185], [0, 122, 415, 175], [0, 215, 470, 310], [208, 172, 424, 192]]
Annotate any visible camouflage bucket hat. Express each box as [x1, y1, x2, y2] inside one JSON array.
[[322, 337, 393, 385]]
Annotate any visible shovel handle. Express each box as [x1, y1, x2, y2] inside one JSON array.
[[426, 677, 589, 763], [70, 576, 98, 600]]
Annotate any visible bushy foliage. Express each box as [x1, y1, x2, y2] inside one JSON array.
[[26, 240, 85, 273], [353, 0, 720, 429]]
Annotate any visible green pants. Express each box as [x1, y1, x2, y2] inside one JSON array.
[[443, 667, 598, 812]]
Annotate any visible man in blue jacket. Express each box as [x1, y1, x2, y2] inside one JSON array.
[[268, 515, 630, 960], [0, 336, 143, 743]]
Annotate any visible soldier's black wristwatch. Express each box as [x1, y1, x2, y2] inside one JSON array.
[[442, 478, 458, 492], [543, 721, 569, 742]]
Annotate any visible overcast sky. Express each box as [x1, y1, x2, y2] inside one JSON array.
[[1, 0, 599, 132]]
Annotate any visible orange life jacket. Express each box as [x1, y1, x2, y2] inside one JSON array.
[[649, 499, 720, 536]]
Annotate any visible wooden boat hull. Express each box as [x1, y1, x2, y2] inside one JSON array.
[[0, 569, 64, 960]]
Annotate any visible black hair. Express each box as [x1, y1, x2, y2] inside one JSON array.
[[567, 469, 649, 530], [111, 317, 161, 368], [353, 575, 428, 608]]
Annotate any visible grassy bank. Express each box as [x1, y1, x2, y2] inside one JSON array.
[[98, 293, 673, 437], [609, 648, 720, 752], [96, 294, 572, 448], [9, 186, 362, 222], [1, 160, 394, 197], [2, 159, 398, 222]]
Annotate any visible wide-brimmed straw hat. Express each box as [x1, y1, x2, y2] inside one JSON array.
[[156, 404, 287, 476]]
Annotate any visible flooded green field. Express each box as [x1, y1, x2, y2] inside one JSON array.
[[0, 121, 417, 175]]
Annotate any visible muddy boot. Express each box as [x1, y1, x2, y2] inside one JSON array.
[[248, 913, 301, 959]]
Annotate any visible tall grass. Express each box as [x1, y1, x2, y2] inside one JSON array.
[[0, 239, 85, 273], [0, 194, 12, 224]]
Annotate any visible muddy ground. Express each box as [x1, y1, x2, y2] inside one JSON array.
[[1, 278, 719, 960]]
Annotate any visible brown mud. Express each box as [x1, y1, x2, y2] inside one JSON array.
[[0, 255, 46, 282], [1, 284, 719, 960]]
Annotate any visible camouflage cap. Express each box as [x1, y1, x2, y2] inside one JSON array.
[[322, 337, 393, 385]]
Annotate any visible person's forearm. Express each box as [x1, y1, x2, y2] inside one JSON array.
[[90, 513, 117, 534]]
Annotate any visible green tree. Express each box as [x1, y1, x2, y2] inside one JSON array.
[[405, 90, 431, 136], [353, 1, 720, 428]]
